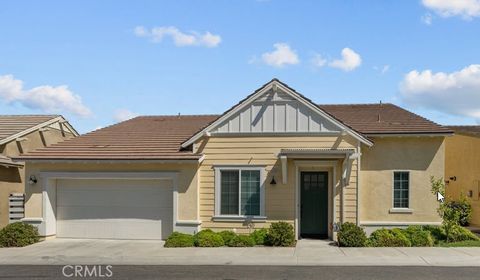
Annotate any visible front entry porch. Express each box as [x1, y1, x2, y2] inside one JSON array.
[[278, 148, 359, 240]]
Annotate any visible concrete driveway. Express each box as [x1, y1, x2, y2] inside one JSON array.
[[1, 239, 480, 266]]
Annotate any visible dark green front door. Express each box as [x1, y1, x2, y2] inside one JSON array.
[[300, 171, 328, 238]]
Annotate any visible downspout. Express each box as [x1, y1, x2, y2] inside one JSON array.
[[356, 141, 361, 226]]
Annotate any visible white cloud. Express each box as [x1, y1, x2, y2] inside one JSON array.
[[374, 65, 390, 74], [328, 48, 362, 72], [311, 53, 327, 68], [421, 13, 433, 25], [381, 65, 390, 74], [400, 64, 480, 122], [134, 26, 221, 47], [0, 74, 92, 117], [261, 43, 300, 68], [113, 109, 139, 122], [422, 0, 480, 19]]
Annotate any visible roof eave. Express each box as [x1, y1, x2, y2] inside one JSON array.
[[365, 131, 454, 137], [12, 158, 202, 164]]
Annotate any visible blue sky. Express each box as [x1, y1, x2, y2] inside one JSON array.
[[1, 0, 480, 133]]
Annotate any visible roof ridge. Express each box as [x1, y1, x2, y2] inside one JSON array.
[[318, 103, 394, 106], [0, 114, 60, 117], [447, 125, 480, 127], [137, 114, 221, 118]]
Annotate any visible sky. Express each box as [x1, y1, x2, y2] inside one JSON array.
[[1, 0, 480, 133]]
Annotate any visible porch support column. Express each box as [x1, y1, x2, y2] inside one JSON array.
[[280, 155, 288, 184]]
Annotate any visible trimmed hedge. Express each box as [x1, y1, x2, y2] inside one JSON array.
[[250, 228, 268, 245], [164, 232, 195, 247], [448, 225, 480, 242], [228, 235, 256, 247], [265, 222, 295, 247], [402, 226, 434, 247], [194, 229, 224, 247], [422, 225, 446, 243], [368, 228, 411, 247], [218, 231, 237, 245], [337, 222, 367, 247], [0, 222, 39, 247]]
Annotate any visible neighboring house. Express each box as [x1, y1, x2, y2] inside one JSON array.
[[445, 126, 480, 226], [0, 115, 78, 228], [15, 79, 452, 240]]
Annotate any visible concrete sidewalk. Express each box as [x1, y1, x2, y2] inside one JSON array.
[[0, 239, 479, 266]]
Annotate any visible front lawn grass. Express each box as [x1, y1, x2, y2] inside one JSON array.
[[438, 240, 480, 247]]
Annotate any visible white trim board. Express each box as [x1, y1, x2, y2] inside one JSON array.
[[181, 80, 373, 148]]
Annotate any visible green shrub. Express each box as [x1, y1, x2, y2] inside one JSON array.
[[164, 232, 194, 247], [194, 229, 224, 247], [227, 235, 256, 247], [0, 222, 39, 247], [422, 225, 446, 243], [403, 226, 434, 247], [250, 228, 268, 245], [446, 200, 472, 226], [368, 228, 411, 247], [448, 225, 479, 242], [337, 222, 367, 247], [218, 231, 237, 244], [265, 222, 295, 247]]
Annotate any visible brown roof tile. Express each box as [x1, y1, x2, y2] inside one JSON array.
[[17, 115, 218, 160], [0, 115, 60, 142], [0, 155, 24, 167], [318, 103, 453, 135], [447, 125, 480, 137]]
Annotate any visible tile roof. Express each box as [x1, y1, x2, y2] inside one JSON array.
[[318, 103, 453, 135], [0, 115, 60, 142], [0, 155, 24, 167], [17, 115, 218, 160], [13, 83, 452, 161], [447, 125, 480, 137]]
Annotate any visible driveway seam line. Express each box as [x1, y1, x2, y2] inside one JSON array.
[[394, 248, 408, 256]]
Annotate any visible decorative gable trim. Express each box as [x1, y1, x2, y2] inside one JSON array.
[[181, 79, 373, 148]]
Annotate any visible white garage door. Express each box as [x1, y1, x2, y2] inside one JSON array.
[[56, 178, 173, 240]]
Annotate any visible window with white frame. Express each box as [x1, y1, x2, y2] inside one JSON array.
[[393, 171, 409, 208], [215, 167, 264, 216]]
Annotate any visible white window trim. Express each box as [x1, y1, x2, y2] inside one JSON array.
[[214, 166, 266, 220], [392, 170, 413, 211]]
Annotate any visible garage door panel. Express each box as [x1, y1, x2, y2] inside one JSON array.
[[57, 189, 173, 207], [57, 219, 173, 240], [56, 178, 173, 240], [57, 205, 172, 220]]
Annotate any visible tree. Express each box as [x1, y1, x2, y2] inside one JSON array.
[[430, 176, 457, 242]]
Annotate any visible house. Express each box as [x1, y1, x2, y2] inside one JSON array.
[[14, 79, 452, 240], [445, 126, 480, 226], [0, 115, 78, 228]]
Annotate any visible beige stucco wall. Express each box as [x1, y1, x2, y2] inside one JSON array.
[[360, 137, 445, 226], [0, 127, 75, 228], [445, 133, 480, 226], [23, 162, 199, 222], [195, 135, 359, 234]]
